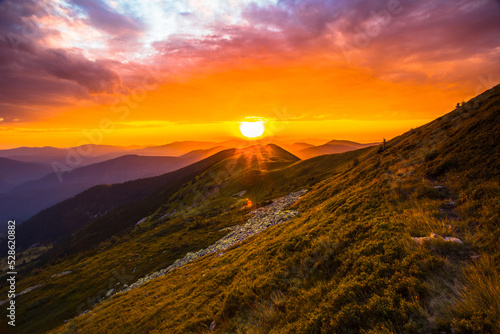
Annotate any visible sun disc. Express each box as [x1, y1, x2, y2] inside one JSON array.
[[239, 121, 265, 138]]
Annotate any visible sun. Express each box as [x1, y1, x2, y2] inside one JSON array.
[[239, 120, 265, 138]]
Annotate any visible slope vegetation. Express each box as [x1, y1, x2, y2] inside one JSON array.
[[51, 86, 498, 333], [1, 85, 498, 334], [0, 144, 362, 334]]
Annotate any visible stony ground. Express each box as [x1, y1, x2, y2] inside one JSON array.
[[124, 189, 308, 291]]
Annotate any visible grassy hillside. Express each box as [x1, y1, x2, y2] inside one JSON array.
[[1, 85, 498, 333], [0, 144, 364, 334]]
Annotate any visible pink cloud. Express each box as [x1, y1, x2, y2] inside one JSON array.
[[0, 0, 499, 124]]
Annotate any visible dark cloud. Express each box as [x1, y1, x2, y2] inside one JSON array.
[[241, 0, 500, 60], [336, 0, 500, 85], [0, 0, 125, 122], [34, 48, 122, 93], [70, 0, 145, 37], [155, 0, 499, 86], [381, 2, 495, 63], [0, 0, 499, 123]]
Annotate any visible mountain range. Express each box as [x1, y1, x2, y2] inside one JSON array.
[[0, 85, 498, 333], [0, 147, 225, 228], [296, 139, 379, 159], [0, 139, 377, 229], [0, 158, 53, 192]]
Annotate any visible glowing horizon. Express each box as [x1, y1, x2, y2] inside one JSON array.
[[0, 0, 498, 148]]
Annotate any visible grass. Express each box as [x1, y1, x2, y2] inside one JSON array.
[[0, 245, 51, 272], [0, 85, 499, 333], [452, 254, 500, 332], [0, 146, 366, 334], [48, 169, 435, 333], [0, 208, 247, 333]]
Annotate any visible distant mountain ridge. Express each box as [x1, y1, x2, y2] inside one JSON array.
[[10, 148, 223, 193], [128, 141, 219, 156], [0, 139, 378, 163], [12, 144, 300, 252], [39, 84, 499, 334], [0, 138, 376, 228], [0, 157, 53, 192], [3, 85, 500, 334], [0, 145, 132, 166], [297, 139, 379, 159], [0, 147, 227, 228]]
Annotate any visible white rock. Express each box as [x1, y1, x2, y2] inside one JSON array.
[[105, 289, 114, 297], [444, 237, 463, 244], [412, 233, 462, 244]]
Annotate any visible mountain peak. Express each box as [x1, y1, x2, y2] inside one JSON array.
[[234, 144, 300, 164]]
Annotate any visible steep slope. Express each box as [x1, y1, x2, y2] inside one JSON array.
[[297, 139, 379, 159], [6, 144, 297, 252], [1, 85, 498, 334], [42, 85, 499, 334], [56, 144, 301, 255], [0, 144, 361, 334]]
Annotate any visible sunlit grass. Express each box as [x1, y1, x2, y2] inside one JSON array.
[[2, 87, 499, 333], [452, 254, 500, 333]]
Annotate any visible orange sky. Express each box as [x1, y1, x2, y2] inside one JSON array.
[[0, 0, 498, 148]]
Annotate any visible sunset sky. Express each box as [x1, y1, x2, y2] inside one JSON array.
[[0, 0, 499, 148]]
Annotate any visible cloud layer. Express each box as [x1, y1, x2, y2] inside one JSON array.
[[0, 0, 499, 125]]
